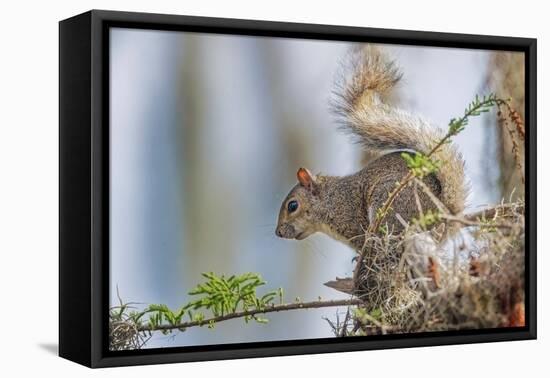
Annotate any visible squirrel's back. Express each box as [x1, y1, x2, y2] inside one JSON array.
[[332, 45, 467, 215]]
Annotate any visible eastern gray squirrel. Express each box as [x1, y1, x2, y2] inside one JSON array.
[[275, 45, 467, 251]]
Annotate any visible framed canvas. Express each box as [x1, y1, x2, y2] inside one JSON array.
[[59, 10, 537, 368]]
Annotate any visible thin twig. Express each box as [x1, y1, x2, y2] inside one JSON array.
[[368, 96, 509, 235], [413, 178, 449, 214], [464, 203, 524, 222], [440, 214, 514, 229], [138, 298, 363, 332]]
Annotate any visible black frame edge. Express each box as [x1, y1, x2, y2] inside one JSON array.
[[526, 38, 537, 339], [90, 10, 108, 368], [59, 11, 93, 367], [89, 8, 535, 49], [95, 330, 534, 368]]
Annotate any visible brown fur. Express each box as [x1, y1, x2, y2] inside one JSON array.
[[276, 153, 442, 250], [275, 45, 467, 251]]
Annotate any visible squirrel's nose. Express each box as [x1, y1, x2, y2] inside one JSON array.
[[276, 228, 282, 237]]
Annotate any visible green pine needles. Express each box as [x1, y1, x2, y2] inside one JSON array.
[[185, 272, 284, 326], [118, 272, 284, 335], [448, 93, 504, 135], [401, 93, 506, 180]]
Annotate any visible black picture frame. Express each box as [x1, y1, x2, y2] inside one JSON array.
[[59, 9, 537, 368]]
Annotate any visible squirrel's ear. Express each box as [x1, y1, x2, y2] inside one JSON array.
[[297, 167, 317, 192]]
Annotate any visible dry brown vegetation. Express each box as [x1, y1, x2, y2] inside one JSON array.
[[325, 200, 525, 336]]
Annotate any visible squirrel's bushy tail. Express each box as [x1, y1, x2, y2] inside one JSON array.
[[332, 45, 467, 214]]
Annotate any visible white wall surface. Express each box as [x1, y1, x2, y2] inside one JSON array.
[[0, 0, 546, 376]]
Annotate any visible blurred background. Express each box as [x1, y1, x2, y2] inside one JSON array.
[[109, 28, 524, 348]]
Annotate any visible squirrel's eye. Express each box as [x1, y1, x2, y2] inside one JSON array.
[[287, 200, 299, 213]]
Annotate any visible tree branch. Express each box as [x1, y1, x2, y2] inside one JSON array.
[[138, 298, 363, 333], [464, 203, 524, 222]]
